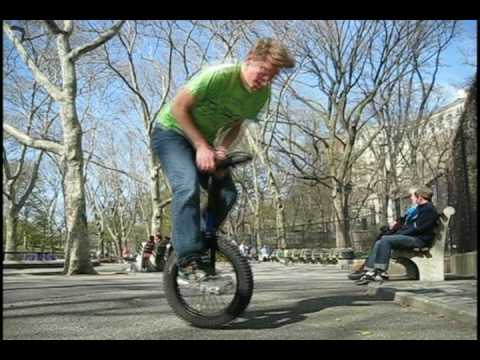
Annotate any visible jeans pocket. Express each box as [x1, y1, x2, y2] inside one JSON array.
[[151, 127, 177, 152]]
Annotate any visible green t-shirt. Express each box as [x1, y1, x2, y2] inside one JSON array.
[[156, 63, 270, 145]]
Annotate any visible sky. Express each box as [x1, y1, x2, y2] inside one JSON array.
[[436, 20, 477, 101], [3, 19, 478, 226]]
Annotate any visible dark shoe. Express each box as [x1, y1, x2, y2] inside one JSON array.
[[356, 271, 387, 285], [355, 272, 377, 285], [348, 270, 366, 281]]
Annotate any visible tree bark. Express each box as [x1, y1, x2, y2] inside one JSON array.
[[332, 183, 352, 249], [5, 206, 20, 260], [62, 108, 94, 274], [59, 41, 95, 273], [252, 161, 263, 248], [149, 153, 163, 236]]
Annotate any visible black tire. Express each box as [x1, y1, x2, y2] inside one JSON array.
[[163, 238, 254, 328]]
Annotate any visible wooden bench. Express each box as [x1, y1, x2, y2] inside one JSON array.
[[277, 249, 291, 265], [391, 206, 455, 281], [326, 248, 338, 264], [312, 249, 323, 263], [290, 249, 302, 263], [300, 248, 313, 263]]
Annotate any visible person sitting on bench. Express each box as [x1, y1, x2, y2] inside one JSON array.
[[348, 187, 419, 280], [355, 187, 439, 285]]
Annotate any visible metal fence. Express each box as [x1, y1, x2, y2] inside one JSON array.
[[234, 208, 381, 252], [3, 251, 65, 261]]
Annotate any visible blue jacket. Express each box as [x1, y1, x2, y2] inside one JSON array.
[[395, 202, 440, 247], [404, 206, 418, 223]]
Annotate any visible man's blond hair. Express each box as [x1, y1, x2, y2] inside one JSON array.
[[247, 38, 295, 69]]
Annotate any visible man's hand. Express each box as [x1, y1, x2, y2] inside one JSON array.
[[215, 146, 228, 161], [196, 144, 216, 173], [213, 146, 229, 178]]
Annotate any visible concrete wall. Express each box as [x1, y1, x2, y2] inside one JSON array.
[[450, 251, 477, 278]]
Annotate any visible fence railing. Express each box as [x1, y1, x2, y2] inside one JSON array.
[[3, 251, 65, 261], [232, 209, 382, 251]]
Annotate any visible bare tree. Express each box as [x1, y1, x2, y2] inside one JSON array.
[[3, 20, 125, 274], [268, 20, 458, 248], [101, 20, 178, 238], [3, 78, 55, 259]]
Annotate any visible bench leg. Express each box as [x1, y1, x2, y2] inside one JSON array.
[[412, 256, 445, 281], [395, 257, 419, 280]]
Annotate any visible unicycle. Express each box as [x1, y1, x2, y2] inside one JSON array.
[[163, 152, 254, 328]]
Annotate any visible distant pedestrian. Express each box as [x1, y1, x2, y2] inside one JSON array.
[[142, 235, 156, 271]]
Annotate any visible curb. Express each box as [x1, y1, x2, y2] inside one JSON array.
[[367, 285, 477, 326]]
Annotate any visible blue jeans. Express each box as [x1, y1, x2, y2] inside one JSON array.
[[365, 234, 425, 271], [150, 126, 238, 263]]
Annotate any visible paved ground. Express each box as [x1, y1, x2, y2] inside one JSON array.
[[368, 278, 477, 326], [3, 262, 477, 340]]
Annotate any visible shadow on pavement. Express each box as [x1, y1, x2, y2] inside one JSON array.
[[224, 293, 395, 330]]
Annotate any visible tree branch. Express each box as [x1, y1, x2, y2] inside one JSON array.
[[68, 20, 126, 61], [3, 22, 65, 101], [17, 150, 45, 209], [43, 20, 65, 35], [86, 157, 149, 186], [3, 123, 63, 155]]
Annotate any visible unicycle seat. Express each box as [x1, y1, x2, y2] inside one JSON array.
[[216, 151, 253, 170]]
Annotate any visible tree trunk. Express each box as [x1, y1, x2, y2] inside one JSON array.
[[379, 170, 391, 226], [268, 172, 286, 249], [56, 32, 95, 275], [5, 206, 20, 260], [275, 198, 286, 249], [332, 185, 351, 249], [252, 162, 263, 248], [117, 235, 123, 257], [23, 233, 28, 251], [149, 152, 162, 236], [62, 99, 95, 274], [50, 235, 55, 254], [379, 192, 389, 226]]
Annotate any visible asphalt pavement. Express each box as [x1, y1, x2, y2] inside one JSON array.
[[2, 262, 477, 340]]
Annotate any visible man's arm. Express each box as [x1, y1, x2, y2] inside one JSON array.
[[171, 87, 216, 172], [215, 120, 243, 159], [412, 207, 439, 234], [220, 120, 243, 149]]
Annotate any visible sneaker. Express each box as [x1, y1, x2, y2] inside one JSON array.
[[177, 264, 198, 285], [348, 270, 366, 281], [177, 256, 214, 285], [199, 275, 235, 295], [379, 271, 389, 281], [356, 270, 387, 285], [355, 271, 377, 285]]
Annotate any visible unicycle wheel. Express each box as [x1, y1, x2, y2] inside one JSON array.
[[163, 238, 253, 328]]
